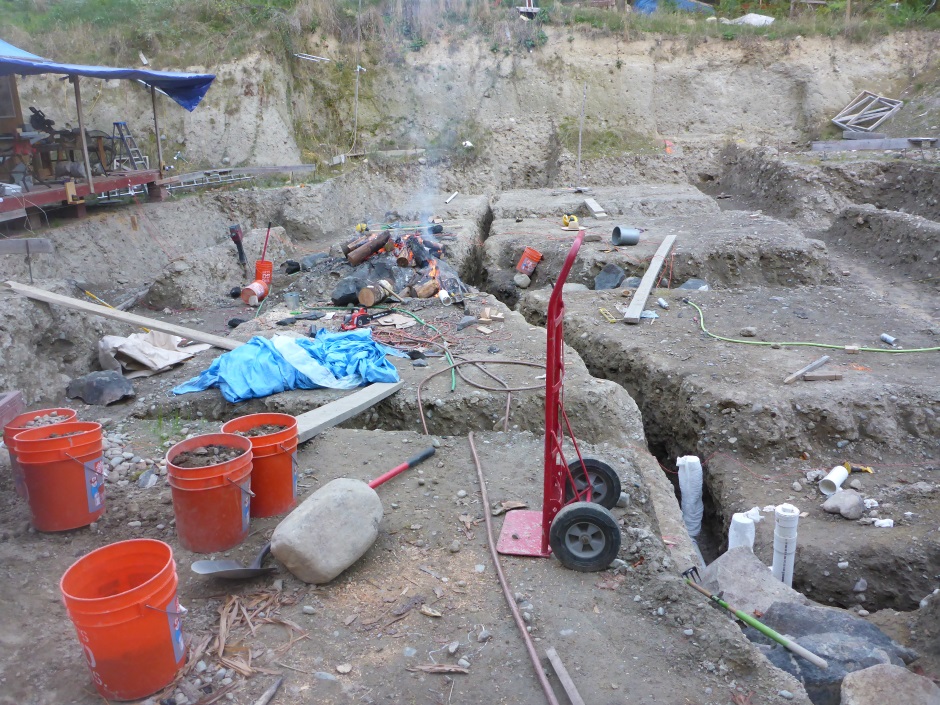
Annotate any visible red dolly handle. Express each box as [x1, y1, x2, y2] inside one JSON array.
[[369, 447, 436, 489]]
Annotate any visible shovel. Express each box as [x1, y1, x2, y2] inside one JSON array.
[[191, 541, 274, 580]]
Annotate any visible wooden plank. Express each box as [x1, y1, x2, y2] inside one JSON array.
[[545, 647, 586, 705], [802, 371, 843, 381], [783, 355, 831, 384], [811, 137, 937, 152], [583, 197, 607, 219], [0, 238, 55, 255], [3, 280, 241, 350], [623, 234, 677, 324], [296, 381, 404, 443]]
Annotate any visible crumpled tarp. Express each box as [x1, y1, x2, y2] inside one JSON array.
[[633, 0, 714, 14], [172, 329, 406, 403]]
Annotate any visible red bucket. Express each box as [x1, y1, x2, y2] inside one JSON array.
[[221, 413, 298, 517], [4, 407, 77, 498], [516, 247, 542, 276], [60, 539, 185, 701]]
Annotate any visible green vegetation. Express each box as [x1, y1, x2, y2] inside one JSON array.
[[558, 116, 660, 159]]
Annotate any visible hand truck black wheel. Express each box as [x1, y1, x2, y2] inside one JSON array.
[[564, 458, 621, 509], [549, 501, 621, 572]]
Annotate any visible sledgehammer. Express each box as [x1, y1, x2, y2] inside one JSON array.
[[271, 447, 436, 584]]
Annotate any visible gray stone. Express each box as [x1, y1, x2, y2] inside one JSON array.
[[701, 547, 809, 617], [848, 478, 862, 490], [302, 605, 316, 615], [594, 263, 626, 290], [740, 327, 758, 337], [66, 370, 135, 406], [823, 490, 865, 520], [677, 278, 709, 291], [854, 578, 868, 593], [562, 283, 589, 293], [449, 540, 461, 553], [271, 478, 383, 584], [457, 658, 470, 668], [778, 690, 794, 700], [841, 663, 940, 705], [792, 481, 803, 492], [513, 273, 531, 288]]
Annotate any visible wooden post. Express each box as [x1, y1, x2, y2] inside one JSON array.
[[151, 85, 165, 173], [71, 75, 95, 191]]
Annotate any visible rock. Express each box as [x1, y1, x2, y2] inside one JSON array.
[[456, 315, 477, 331], [740, 327, 758, 337], [271, 478, 383, 584], [778, 690, 794, 700], [513, 273, 531, 288], [457, 658, 470, 668], [594, 263, 626, 290], [701, 547, 809, 616], [477, 629, 492, 643], [336, 663, 353, 674], [456, 490, 467, 499], [195, 661, 207, 674], [841, 663, 940, 705], [616, 492, 629, 507], [792, 482, 802, 492], [449, 540, 461, 553], [848, 478, 862, 490], [677, 278, 709, 291], [302, 605, 316, 615], [854, 578, 868, 593], [447, 641, 460, 655], [66, 370, 135, 406], [137, 468, 158, 489], [412, 359, 429, 368], [823, 490, 865, 520], [562, 283, 589, 293]]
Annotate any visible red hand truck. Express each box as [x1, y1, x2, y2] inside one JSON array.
[[496, 230, 623, 571]]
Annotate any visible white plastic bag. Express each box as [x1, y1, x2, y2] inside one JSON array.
[[677, 455, 704, 538]]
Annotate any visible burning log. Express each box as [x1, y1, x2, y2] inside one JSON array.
[[341, 234, 372, 256], [413, 278, 440, 299], [407, 237, 432, 269], [347, 233, 390, 266]]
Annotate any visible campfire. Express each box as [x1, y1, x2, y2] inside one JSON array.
[[332, 220, 472, 307]]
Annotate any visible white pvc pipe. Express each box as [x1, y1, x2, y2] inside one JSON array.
[[728, 513, 755, 551], [771, 503, 800, 587], [677, 456, 704, 538], [819, 465, 848, 495]]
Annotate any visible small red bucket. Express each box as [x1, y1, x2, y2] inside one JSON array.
[[516, 247, 542, 276], [255, 259, 273, 286]]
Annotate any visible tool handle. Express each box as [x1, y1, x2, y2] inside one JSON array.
[[369, 447, 436, 489], [260, 221, 273, 262]]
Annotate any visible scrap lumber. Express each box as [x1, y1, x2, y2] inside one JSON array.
[[622, 235, 677, 324], [0, 238, 54, 255], [3, 280, 241, 350], [802, 371, 843, 381], [295, 381, 404, 443], [583, 198, 608, 219], [783, 355, 831, 384], [811, 137, 936, 152], [545, 647, 586, 705], [347, 233, 390, 266]]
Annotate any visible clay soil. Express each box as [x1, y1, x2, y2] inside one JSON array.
[[172, 445, 247, 469], [233, 425, 289, 438]]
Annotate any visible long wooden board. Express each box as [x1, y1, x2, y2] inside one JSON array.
[[296, 381, 404, 442], [623, 234, 677, 324], [0, 239, 55, 255], [811, 137, 937, 152], [3, 280, 241, 350], [545, 647, 585, 705]]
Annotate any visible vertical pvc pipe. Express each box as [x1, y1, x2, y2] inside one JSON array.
[[771, 503, 800, 587], [728, 513, 756, 551], [677, 456, 704, 538]]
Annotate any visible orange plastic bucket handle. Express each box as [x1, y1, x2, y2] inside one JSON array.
[[227, 478, 255, 497]]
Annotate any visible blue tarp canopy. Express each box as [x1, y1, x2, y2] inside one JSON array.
[[633, 0, 714, 13], [0, 39, 214, 111]]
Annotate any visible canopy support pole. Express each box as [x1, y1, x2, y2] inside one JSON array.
[[151, 85, 165, 173], [71, 75, 94, 191]]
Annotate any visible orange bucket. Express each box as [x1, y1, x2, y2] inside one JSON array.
[[4, 407, 77, 498], [14, 421, 105, 532], [240, 280, 269, 306], [166, 434, 253, 553], [255, 259, 273, 286], [60, 539, 185, 701], [221, 413, 299, 517], [516, 246, 543, 276]]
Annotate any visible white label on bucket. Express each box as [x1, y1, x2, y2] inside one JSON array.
[[165, 595, 185, 663], [84, 458, 105, 513], [241, 481, 251, 532], [291, 451, 299, 499]]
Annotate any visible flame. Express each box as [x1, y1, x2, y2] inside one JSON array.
[[427, 257, 440, 282]]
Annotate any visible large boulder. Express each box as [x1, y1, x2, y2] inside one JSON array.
[[749, 601, 919, 705], [841, 663, 940, 705], [701, 547, 809, 616], [271, 478, 383, 584], [822, 490, 865, 520]]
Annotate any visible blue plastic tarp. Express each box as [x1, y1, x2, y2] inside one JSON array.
[[172, 330, 407, 403], [0, 39, 214, 111], [633, 0, 715, 14]]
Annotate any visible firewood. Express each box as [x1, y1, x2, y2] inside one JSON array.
[[414, 278, 440, 299], [347, 233, 390, 266]]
